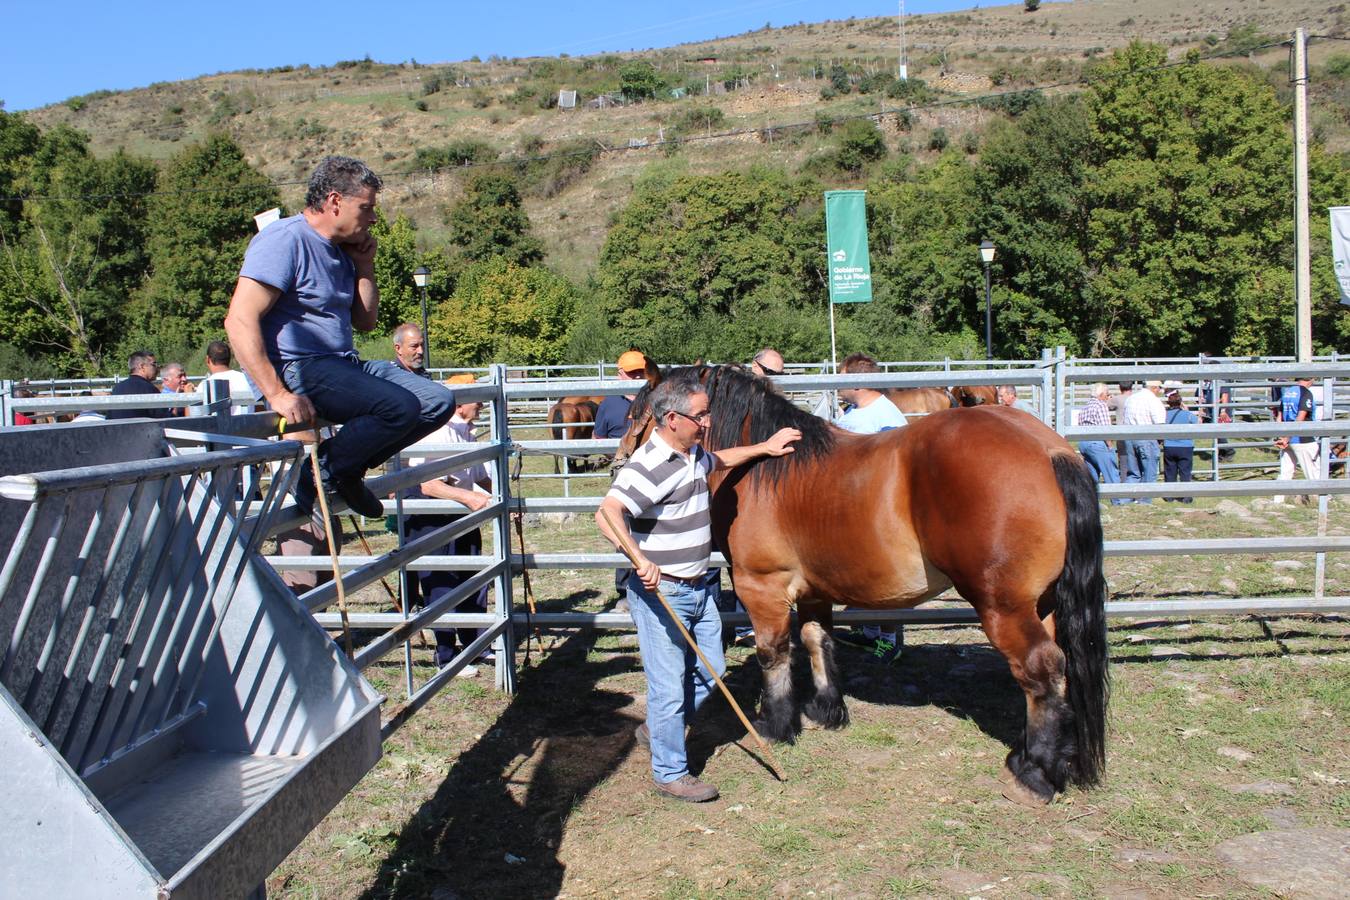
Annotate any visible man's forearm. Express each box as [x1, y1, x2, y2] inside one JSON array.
[[352, 271, 379, 332], [714, 442, 773, 469]]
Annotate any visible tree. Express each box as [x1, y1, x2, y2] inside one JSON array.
[[618, 61, 665, 101], [127, 134, 279, 359], [429, 257, 577, 365], [972, 97, 1092, 357], [443, 173, 543, 275], [1081, 43, 1295, 356], [833, 119, 888, 175], [0, 129, 157, 374], [598, 168, 824, 362]]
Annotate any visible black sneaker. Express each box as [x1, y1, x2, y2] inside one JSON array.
[[835, 627, 873, 647], [332, 475, 384, 518], [867, 636, 902, 666]]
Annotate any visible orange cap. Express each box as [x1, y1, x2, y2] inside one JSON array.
[[617, 350, 646, 372], [445, 373, 477, 385]]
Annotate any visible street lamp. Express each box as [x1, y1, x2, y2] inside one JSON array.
[[978, 240, 996, 360], [413, 265, 431, 370]]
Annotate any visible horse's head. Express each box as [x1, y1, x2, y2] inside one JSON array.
[[952, 385, 997, 407]]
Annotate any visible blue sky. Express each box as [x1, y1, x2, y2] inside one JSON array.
[[1, 0, 979, 111]]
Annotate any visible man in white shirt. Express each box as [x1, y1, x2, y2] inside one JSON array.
[[405, 374, 494, 674], [835, 352, 908, 435], [199, 340, 255, 415], [1120, 379, 1166, 503], [832, 353, 907, 663]]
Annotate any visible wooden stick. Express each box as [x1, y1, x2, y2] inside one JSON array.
[[601, 509, 786, 782], [309, 443, 354, 659]]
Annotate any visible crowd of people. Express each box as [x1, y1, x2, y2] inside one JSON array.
[[1072, 374, 1329, 505]]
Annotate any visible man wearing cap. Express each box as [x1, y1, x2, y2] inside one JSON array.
[[593, 350, 649, 440], [1274, 377, 1319, 504], [224, 155, 453, 520], [1120, 380, 1167, 503], [595, 373, 800, 803]]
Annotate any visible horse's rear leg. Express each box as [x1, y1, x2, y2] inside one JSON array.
[[799, 602, 849, 729], [736, 578, 797, 743], [979, 607, 1074, 804]]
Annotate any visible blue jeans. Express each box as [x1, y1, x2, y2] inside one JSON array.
[[1078, 440, 1127, 505], [1123, 439, 1159, 503], [281, 356, 454, 481], [627, 573, 726, 783]]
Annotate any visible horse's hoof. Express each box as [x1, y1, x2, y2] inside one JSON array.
[[1000, 765, 1054, 807], [751, 718, 796, 745]]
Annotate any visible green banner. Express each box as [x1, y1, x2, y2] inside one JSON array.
[[824, 190, 873, 303]]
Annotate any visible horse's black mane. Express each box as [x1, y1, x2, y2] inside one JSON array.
[[630, 364, 836, 486]]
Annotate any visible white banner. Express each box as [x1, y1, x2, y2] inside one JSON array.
[[1330, 206, 1350, 306]]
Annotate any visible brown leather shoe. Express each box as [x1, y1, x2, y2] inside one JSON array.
[[653, 774, 718, 803]]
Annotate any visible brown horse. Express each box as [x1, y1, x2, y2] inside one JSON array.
[[883, 385, 999, 415], [618, 365, 1109, 803], [546, 396, 604, 473]]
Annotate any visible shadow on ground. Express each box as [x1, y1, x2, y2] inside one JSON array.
[[360, 627, 640, 900]]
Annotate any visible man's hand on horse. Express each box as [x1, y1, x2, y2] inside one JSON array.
[[761, 427, 802, 457]]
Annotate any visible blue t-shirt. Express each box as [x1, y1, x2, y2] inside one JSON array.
[[593, 395, 633, 439], [239, 214, 357, 363], [835, 394, 908, 434], [1163, 407, 1197, 449], [1280, 385, 1316, 444]]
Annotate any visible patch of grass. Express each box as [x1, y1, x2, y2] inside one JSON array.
[[751, 821, 814, 855]]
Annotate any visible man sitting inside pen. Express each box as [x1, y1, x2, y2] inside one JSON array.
[[224, 155, 453, 518]]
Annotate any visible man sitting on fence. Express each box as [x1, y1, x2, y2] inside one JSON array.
[[224, 155, 454, 519]]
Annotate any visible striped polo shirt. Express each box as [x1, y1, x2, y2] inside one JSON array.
[[606, 430, 715, 578]]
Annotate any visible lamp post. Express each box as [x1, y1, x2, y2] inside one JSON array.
[[413, 265, 431, 370], [978, 240, 995, 360]]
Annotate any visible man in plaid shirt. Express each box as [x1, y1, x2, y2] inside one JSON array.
[[1076, 383, 1123, 502]]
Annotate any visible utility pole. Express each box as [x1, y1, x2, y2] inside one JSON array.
[[1293, 27, 1312, 362], [898, 1, 909, 80]]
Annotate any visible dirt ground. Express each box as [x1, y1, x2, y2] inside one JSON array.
[[269, 613, 1348, 899], [268, 480, 1350, 898]]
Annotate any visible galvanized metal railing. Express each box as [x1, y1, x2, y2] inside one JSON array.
[[0, 439, 305, 778]]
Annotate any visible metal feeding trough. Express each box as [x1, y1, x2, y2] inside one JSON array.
[[0, 421, 383, 898]]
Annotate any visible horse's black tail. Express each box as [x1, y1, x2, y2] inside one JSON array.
[[1050, 452, 1110, 788]]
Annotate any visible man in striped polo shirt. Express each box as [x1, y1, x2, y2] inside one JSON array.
[[596, 373, 800, 802]]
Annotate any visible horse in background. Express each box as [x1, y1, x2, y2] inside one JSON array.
[[546, 355, 663, 473], [618, 365, 1110, 804], [545, 396, 603, 473], [884, 384, 999, 415]]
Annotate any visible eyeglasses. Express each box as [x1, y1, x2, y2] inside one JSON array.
[[671, 409, 711, 426], [621, 369, 647, 379]]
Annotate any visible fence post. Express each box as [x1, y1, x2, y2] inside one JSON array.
[[490, 363, 517, 694], [1, 379, 13, 427]]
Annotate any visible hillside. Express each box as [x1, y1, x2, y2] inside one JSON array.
[[20, 0, 1347, 283]]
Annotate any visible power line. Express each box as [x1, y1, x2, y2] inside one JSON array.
[[1, 38, 1294, 205]]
